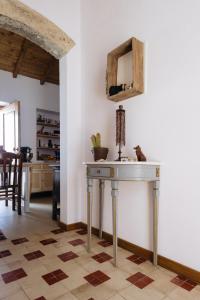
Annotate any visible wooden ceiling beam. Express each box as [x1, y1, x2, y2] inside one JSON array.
[[40, 58, 55, 85], [0, 28, 59, 84], [13, 39, 28, 78]]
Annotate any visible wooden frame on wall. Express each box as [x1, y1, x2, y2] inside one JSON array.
[[106, 37, 144, 102]]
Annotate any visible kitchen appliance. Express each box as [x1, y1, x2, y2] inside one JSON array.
[[20, 147, 33, 162]]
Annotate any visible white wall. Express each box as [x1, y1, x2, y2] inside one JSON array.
[[82, 0, 200, 271], [20, 0, 83, 224], [0, 70, 59, 160]]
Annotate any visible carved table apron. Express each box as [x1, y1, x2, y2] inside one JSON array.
[[84, 161, 161, 267]]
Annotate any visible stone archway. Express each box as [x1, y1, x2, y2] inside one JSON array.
[[0, 0, 75, 59]]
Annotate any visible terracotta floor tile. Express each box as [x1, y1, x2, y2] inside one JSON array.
[[134, 276, 154, 289], [126, 254, 146, 265], [92, 252, 112, 263], [127, 272, 144, 284], [58, 251, 78, 262], [127, 272, 154, 289], [76, 229, 88, 235], [0, 249, 11, 258], [24, 250, 45, 261], [42, 269, 68, 285], [40, 238, 57, 245], [1, 199, 198, 300], [69, 239, 85, 246], [1, 268, 27, 283], [11, 238, 28, 245], [84, 270, 110, 286], [98, 240, 113, 247], [171, 275, 197, 291], [171, 274, 186, 286]]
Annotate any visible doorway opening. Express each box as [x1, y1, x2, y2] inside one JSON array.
[[0, 0, 74, 234], [0, 27, 60, 228]]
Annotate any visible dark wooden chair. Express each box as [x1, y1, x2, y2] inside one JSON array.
[[0, 152, 23, 215]]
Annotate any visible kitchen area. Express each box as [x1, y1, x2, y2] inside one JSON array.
[[21, 109, 60, 220]]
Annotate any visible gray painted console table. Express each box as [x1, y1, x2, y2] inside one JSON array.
[[84, 161, 161, 267]]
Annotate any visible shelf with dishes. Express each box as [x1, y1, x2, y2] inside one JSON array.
[[37, 134, 60, 138], [37, 147, 60, 151], [36, 108, 60, 161], [37, 122, 60, 128]]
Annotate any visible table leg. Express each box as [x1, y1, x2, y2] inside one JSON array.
[[23, 167, 30, 213], [153, 180, 160, 266], [111, 180, 119, 267], [99, 179, 105, 239], [87, 178, 93, 252]]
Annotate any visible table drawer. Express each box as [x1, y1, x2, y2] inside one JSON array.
[[87, 167, 114, 178]]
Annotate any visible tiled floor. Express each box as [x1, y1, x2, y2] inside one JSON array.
[[0, 201, 199, 300]]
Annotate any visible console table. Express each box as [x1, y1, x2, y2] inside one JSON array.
[[84, 161, 161, 267]]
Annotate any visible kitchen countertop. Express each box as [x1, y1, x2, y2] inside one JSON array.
[[23, 161, 60, 166]]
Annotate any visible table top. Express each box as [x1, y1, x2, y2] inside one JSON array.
[[83, 161, 161, 166]]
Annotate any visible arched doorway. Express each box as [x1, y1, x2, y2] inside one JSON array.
[[0, 0, 75, 223], [0, 0, 75, 58]]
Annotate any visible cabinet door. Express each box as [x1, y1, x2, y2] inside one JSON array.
[[30, 169, 42, 193], [41, 170, 53, 192]]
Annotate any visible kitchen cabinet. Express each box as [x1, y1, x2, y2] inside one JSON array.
[[30, 163, 53, 194]]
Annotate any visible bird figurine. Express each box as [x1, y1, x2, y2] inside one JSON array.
[[134, 145, 147, 161]]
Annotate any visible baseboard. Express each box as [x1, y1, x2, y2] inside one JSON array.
[[58, 221, 82, 231], [81, 222, 200, 283]]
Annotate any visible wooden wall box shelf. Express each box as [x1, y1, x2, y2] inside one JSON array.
[[106, 37, 144, 102]]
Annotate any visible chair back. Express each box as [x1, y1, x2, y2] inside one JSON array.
[[0, 152, 22, 190]]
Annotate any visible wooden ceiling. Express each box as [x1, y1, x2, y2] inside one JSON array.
[[0, 28, 59, 85]]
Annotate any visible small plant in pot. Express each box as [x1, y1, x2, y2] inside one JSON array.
[[91, 133, 109, 161]]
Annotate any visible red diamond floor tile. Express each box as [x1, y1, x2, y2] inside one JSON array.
[[134, 276, 154, 289], [51, 228, 66, 234], [11, 237, 28, 245], [98, 240, 113, 247], [42, 269, 68, 285], [58, 251, 78, 262], [126, 254, 146, 265], [1, 268, 27, 283], [84, 270, 110, 286], [76, 229, 88, 235], [24, 250, 45, 261], [68, 239, 85, 246], [0, 250, 11, 258], [127, 272, 154, 289], [40, 238, 57, 246], [92, 252, 112, 263], [171, 275, 197, 291]]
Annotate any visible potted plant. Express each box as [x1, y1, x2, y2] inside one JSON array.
[[91, 133, 109, 161]]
